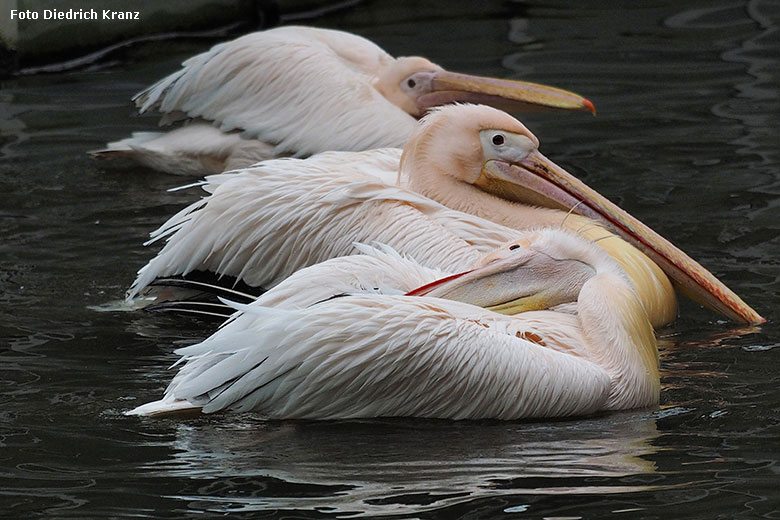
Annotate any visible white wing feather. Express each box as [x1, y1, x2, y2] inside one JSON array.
[[89, 122, 277, 175], [127, 149, 520, 299], [134, 26, 416, 157], [130, 295, 611, 420], [251, 243, 448, 309]]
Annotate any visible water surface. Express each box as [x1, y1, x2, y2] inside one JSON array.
[[1, 1, 779, 518]]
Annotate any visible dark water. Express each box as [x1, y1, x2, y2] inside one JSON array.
[[2, 1, 779, 518]]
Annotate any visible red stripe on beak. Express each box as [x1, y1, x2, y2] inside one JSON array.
[[405, 269, 474, 297]]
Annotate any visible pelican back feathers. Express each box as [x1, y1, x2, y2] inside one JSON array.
[[130, 296, 612, 420], [134, 26, 415, 158], [127, 149, 518, 300]]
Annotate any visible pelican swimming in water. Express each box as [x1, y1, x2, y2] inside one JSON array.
[[90, 25, 594, 175], [127, 104, 762, 327], [127, 228, 659, 419]]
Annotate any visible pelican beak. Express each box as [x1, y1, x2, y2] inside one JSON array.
[[405, 247, 594, 315], [417, 70, 596, 115], [477, 154, 765, 324]]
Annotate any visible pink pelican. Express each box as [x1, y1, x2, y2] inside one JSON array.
[[91, 25, 594, 175], [127, 229, 659, 419]]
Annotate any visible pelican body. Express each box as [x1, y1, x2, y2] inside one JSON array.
[[91, 26, 594, 175], [128, 104, 762, 327], [128, 229, 659, 419], [128, 147, 508, 295]]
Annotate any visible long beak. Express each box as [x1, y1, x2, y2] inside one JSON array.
[[418, 70, 596, 114], [405, 248, 593, 315], [478, 154, 765, 324], [405, 269, 553, 314], [405, 270, 474, 297]]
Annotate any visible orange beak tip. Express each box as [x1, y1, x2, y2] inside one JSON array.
[[583, 98, 596, 115]]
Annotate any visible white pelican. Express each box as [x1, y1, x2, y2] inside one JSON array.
[[127, 104, 763, 326], [90, 25, 594, 175], [127, 228, 659, 419]]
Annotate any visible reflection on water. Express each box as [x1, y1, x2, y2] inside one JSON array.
[[145, 411, 665, 516], [1, 0, 780, 518]]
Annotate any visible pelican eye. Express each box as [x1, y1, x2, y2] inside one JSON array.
[[407, 78, 416, 88], [509, 244, 521, 251], [492, 134, 505, 146]]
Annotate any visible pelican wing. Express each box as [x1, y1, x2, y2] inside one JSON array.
[[134, 26, 416, 157], [89, 122, 277, 175], [253, 243, 448, 309], [128, 149, 518, 299], [132, 295, 611, 420]]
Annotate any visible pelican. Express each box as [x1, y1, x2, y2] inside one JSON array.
[[127, 228, 659, 419], [90, 25, 594, 175], [127, 104, 763, 327]]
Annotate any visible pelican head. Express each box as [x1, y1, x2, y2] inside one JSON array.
[[373, 56, 595, 118], [401, 104, 763, 324], [407, 228, 618, 314]]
